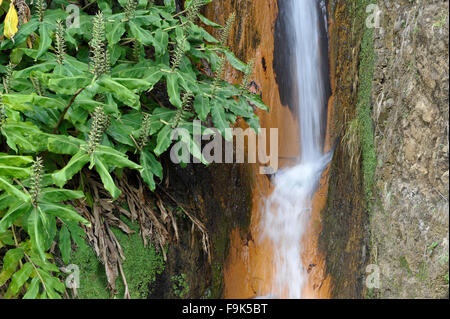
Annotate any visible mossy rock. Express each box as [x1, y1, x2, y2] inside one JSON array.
[[69, 217, 165, 299]]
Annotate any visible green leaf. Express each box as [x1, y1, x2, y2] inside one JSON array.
[[0, 202, 32, 233], [112, 78, 157, 92], [107, 43, 126, 65], [140, 158, 155, 191], [245, 93, 269, 111], [246, 114, 261, 133], [190, 24, 219, 43], [106, 21, 126, 45], [28, 207, 46, 261], [211, 104, 232, 141], [36, 23, 53, 60], [37, 268, 65, 299], [140, 151, 163, 191], [106, 118, 135, 146], [223, 49, 248, 72], [38, 73, 92, 95], [40, 188, 84, 203], [73, 97, 119, 115], [0, 165, 31, 179], [52, 151, 90, 187], [97, 76, 140, 109], [93, 155, 121, 200], [1, 122, 48, 152], [95, 145, 141, 170], [9, 262, 34, 296], [65, 221, 87, 250], [0, 230, 15, 247], [129, 20, 154, 46], [0, 192, 15, 211], [153, 29, 168, 56], [0, 248, 24, 286], [23, 277, 40, 299], [197, 13, 222, 28], [0, 177, 31, 203], [47, 136, 85, 155], [0, 19, 39, 50], [1, 94, 65, 111], [150, 107, 177, 135], [13, 60, 57, 79], [166, 73, 182, 108], [40, 202, 90, 226], [0, 154, 34, 166], [194, 94, 210, 121], [59, 225, 71, 264], [233, 98, 254, 117], [154, 125, 174, 156]]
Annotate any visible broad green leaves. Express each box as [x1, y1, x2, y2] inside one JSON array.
[[0, 0, 268, 299], [94, 155, 121, 199], [0, 153, 33, 178], [0, 248, 24, 286], [0, 177, 31, 203], [154, 125, 174, 156], [166, 72, 182, 108], [36, 23, 53, 60], [211, 101, 232, 141], [52, 151, 90, 188], [52, 145, 140, 199], [1, 93, 65, 111], [97, 76, 141, 109], [129, 20, 154, 46], [140, 150, 163, 191], [194, 94, 210, 122], [59, 225, 71, 264]]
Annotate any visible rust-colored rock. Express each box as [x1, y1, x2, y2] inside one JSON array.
[[204, 0, 333, 299]]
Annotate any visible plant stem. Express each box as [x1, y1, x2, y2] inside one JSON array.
[[52, 87, 85, 134]]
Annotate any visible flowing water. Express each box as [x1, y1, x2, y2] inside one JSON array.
[[260, 0, 332, 299]]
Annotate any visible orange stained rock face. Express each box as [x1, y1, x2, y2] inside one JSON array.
[[204, 0, 334, 299]]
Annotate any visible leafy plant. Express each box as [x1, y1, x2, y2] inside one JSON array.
[[0, 0, 267, 298]]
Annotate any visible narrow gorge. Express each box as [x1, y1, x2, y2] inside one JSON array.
[[0, 0, 448, 300]]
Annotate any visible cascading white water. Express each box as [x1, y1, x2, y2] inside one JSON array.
[[260, 0, 332, 299]]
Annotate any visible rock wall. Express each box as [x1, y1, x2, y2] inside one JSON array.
[[369, 0, 449, 298], [322, 0, 449, 299], [320, 0, 370, 299]]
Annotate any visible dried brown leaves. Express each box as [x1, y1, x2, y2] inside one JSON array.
[[73, 171, 211, 298]]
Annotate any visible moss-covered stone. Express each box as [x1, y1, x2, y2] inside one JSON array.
[[70, 217, 165, 299]]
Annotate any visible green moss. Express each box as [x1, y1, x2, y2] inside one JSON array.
[[171, 273, 189, 298], [70, 216, 165, 299], [354, 0, 377, 205], [69, 237, 110, 299], [415, 262, 428, 281], [399, 256, 412, 275]]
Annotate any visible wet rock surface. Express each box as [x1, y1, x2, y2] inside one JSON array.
[[369, 0, 449, 299], [323, 0, 449, 299], [320, 0, 369, 299], [148, 157, 253, 298]]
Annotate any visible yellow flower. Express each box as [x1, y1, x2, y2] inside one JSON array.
[[4, 1, 19, 40]]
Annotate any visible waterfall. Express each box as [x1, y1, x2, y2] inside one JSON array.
[[260, 0, 332, 299]]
